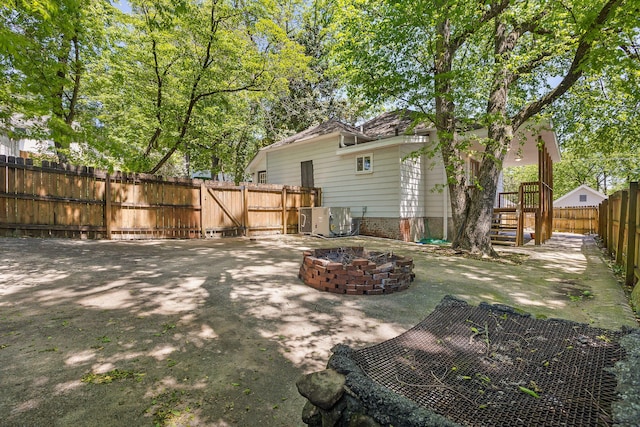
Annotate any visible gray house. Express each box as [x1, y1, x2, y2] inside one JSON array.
[[246, 110, 560, 242]]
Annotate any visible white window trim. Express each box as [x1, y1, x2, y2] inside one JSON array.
[[355, 153, 373, 174], [257, 170, 267, 184]]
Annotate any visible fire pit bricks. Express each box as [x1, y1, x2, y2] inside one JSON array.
[[298, 247, 414, 295]]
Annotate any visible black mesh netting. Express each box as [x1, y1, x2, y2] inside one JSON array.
[[343, 296, 637, 427]]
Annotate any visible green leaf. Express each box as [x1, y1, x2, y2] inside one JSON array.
[[518, 386, 540, 398]]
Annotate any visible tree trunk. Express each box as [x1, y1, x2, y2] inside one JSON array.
[[453, 125, 511, 257], [211, 154, 221, 181], [434, 17, 466, 249], [449, 16, 515, 257]]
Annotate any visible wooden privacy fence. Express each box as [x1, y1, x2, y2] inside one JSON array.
[[522, 206, 599, 234], [598, 181, 639, 287], [554, 207, 599, 234], [0, 156, 320, 240]]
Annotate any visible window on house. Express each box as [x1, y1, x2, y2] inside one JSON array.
[[356, 153, 373, 173], [579, 194, 587, 202], [257, 170, 267, 184]]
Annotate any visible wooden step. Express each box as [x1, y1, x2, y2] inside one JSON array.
[[492, 239, 516, 246], [492, 208, 519, 246], [490, 233, 516, 239]]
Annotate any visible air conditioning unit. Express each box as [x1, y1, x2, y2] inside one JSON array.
[[299, 207, 351, 236]]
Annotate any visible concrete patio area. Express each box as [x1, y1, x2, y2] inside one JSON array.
[[0, 233, 636, 426]]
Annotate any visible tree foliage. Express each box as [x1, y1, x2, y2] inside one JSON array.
[[259, 0, 364, 146], [89, 0, 307, 175], [0, 0, 113, 163], [1, 0, 318, 178], [332, 0, 636, 255], [550, 42, 640, 193]]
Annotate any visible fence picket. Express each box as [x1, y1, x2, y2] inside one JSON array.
[[0, 159, 318, 239], [599, 182, 639, 287]]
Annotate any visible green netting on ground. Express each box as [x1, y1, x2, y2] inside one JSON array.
[[417, 238, 449, 245]]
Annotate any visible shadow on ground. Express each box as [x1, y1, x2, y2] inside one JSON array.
[[0, 233, 636, 426]]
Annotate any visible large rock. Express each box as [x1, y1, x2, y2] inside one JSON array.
[[296, 369, 346, 410]]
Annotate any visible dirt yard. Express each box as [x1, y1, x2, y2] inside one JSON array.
[[0, 233, 637, 426]]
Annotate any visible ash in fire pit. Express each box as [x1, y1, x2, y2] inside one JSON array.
[[298, 247, 414, 295]]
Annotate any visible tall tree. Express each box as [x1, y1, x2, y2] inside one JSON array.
[[333, 0, 633, 256], [0, 0, 113, 163], [92, 0, 307, 175], [260, 0, 364, 145]]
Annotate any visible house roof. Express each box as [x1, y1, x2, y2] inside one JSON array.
[[247, 111, 561, 172], [266, 119, 371, 150], [361, 110, 432, 138], [263, 109, 431, 151], [553, 184, 607, 207]]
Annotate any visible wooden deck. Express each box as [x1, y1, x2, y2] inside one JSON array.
[[492, 143, 554, 246]]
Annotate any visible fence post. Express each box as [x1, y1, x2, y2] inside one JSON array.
[[608, 197, 614, 256], [516, 183, 524, 246], [105, 173, 112, 239], [616, 190, 628, 265], [600, 200, 607, 247], [281, 186, 287, 235], [200, 181, 206, 238], [242, 185, 249, 237], [626, 182, 638, 286]]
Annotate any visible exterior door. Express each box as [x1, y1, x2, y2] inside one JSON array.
[[301, 160, 314, 188]]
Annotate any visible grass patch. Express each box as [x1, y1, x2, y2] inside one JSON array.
[[148, 390, 195, 426], [81, 369, 145, 384]]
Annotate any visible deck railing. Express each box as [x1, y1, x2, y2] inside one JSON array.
[[497, 191, 519, 209], [519, 181, 540, 211], [496, 181, 551, 246]]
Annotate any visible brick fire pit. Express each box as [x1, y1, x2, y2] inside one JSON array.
[[298, 247, 414, 295]]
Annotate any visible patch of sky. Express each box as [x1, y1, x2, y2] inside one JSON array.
[[115, 0, 132, 14]]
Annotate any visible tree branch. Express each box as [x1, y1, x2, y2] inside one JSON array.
[[66, 35, 81, 126], [511, 0, 624, 129], [512, 50, 553, 82], [450, 0, 509, 51], [620, 43, 640, 61], [144, 38, 165, 157]]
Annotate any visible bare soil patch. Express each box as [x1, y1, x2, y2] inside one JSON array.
[[0, 233, 636, 426]]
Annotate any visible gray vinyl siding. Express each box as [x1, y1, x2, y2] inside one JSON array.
[[399, 144, 426, 217], [265, 135, 401, 217], [423, 149, 450, 218], [264, 135, 453, 219]]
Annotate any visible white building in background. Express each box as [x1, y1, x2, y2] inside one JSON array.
[[553, 184, 607, 208], [0, 132, 19, 156], [0, 114, 55, 159]]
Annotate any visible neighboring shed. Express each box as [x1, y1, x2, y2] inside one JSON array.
[[246, 110, 560, 243], [553, 184, 607, 208]]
